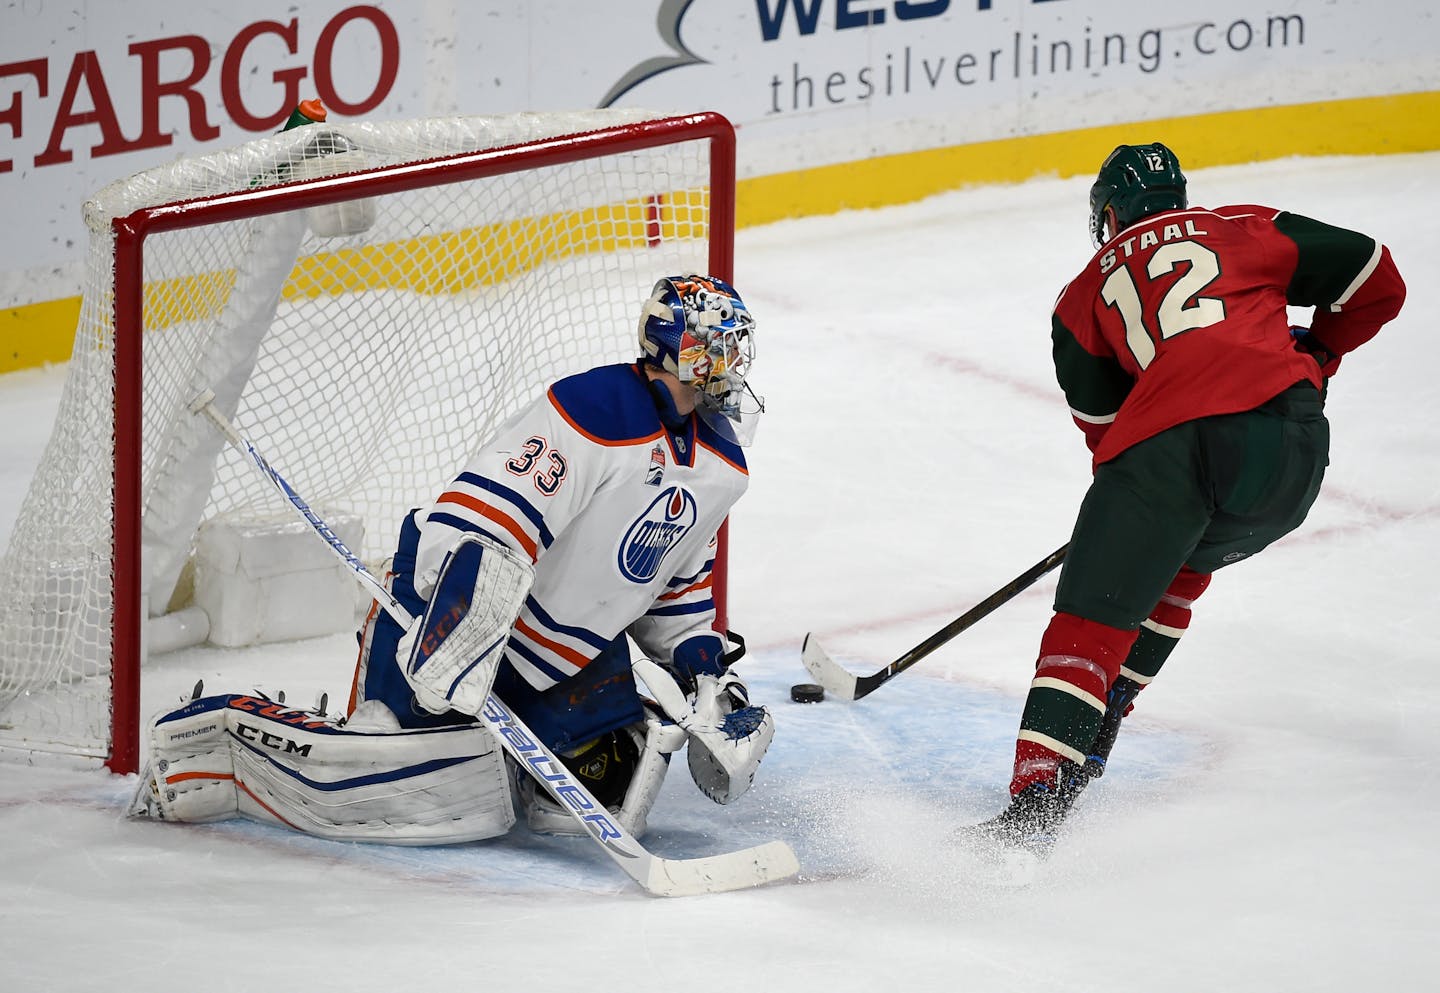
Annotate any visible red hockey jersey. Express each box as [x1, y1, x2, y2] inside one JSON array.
[[1051, 204, 1405, 466]]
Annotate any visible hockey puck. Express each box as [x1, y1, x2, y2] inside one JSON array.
[[790, 682, 825, 703]]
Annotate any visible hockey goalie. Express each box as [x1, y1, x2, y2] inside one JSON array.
[[131, 275, 774, 847]]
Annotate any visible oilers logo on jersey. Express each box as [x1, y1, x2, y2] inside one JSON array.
[[618, 485, 697, 583]]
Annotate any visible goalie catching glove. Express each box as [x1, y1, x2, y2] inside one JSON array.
[[685, 671, 774, 804], [631, 655, 774, 805], [397, 532, 534, 717]]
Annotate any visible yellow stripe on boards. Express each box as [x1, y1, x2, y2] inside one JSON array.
[[1, 297, 82, 374], [13, 192, 701, 354], [734, 90, 1440, 226], [5, 90, 1437, 374], [283, 195, 702, 300]]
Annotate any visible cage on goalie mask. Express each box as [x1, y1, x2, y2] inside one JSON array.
[[638, 275, 762, 443]]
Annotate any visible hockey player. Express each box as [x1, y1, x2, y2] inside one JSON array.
[[132, 275, 773, 847], [976, 143, 1406, 855]]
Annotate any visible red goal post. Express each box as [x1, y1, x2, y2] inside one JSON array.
[[0, 109, 737, 774]]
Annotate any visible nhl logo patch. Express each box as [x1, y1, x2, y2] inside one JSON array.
[[645, 443, 666, 486]]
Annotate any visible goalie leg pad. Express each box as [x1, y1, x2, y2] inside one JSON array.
[[516, 706, 686, 838], [130, 694, 239, 823], [135, 694, 515, 845], [617, 710, 687, 837]]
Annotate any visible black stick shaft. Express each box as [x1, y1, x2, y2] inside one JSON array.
[[853, 543, 1069, 698]]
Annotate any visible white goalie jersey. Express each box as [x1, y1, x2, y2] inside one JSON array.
[[414, 362, 749, 691]]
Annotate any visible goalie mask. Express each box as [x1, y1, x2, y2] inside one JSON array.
[[1088, 142, 1188, 247], [638, 275, 764, 445]]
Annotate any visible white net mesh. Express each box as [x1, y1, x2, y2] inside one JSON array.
[[0, 109, 726, 764]]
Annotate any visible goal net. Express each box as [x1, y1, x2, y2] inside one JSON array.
[[0, 107, 736, 773]]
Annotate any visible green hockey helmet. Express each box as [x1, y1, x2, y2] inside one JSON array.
[[1088, 142, 1187, 246]]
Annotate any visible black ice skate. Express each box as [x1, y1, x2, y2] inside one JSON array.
[[964, 760, 1091, 859]]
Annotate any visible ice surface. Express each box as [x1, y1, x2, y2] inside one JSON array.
[[2, 151, 1436, 992]]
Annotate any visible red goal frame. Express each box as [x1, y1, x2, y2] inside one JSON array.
[[106, 112, 737, 773]]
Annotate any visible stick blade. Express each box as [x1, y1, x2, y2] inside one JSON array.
[[642, 840, 800, 897], [801, 633, 860, 701]]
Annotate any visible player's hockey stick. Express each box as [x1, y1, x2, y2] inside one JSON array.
[[802, 543, 1069, 701], [191, 392, 799, 896]]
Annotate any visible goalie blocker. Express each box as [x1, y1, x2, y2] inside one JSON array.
[[397, 531, 535, 719]]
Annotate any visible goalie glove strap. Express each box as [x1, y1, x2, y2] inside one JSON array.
[[722, 629, 747, 666], [668, 629, 748, 695]]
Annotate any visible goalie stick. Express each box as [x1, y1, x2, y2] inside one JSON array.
[[190, 392, 799, 896], [802, 543, 1069, 701]]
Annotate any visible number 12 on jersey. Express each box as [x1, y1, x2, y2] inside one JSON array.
[[1100, 240, 1227, 369]]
